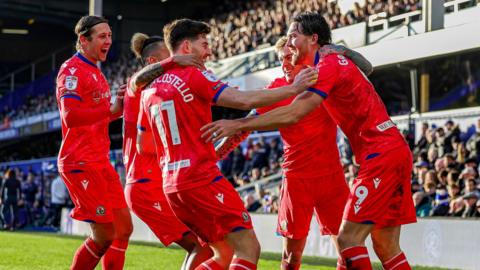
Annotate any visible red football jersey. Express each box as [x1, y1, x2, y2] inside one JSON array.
[[308, 53, 406, 163], [138, 67, 228, 193], [256, 77, 342, 178], [56, 52, 112, 171], [123, 75, 162, 184]]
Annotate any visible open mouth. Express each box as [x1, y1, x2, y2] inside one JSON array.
[[100, 48, 109, 54]]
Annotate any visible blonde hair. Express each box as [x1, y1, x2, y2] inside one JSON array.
[[130, 32, 149, 59], [274, 36, 288, 54]]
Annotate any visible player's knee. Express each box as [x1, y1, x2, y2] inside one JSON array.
[[371, 236, 400, 262], [282, 249, 303, 265], [337, 231, 358, 250]]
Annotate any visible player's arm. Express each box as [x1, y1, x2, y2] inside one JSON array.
[[215, 67, 317, 110], [319, 44, 373, 76], [202, 92, 323, 143], [130, 54, 204, 94], [60, 98, 110, 128], [215, 110, 256, 159], [109, 84, 126, 120]]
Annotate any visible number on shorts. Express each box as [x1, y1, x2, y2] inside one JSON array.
[[355, 185, 369, 205]]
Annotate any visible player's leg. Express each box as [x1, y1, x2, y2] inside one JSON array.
[[92, 166, 133, 270], [225, 228, 261, 270], [277, 176, 314, 270], [175, 232, 214, 270], [281, 237, 307, 270], [71, 222, 115, 270], [371, 225, 410, 269], [101, 207, 133, 270], [195, 240, 233, 270]]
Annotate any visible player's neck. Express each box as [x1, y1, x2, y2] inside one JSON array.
[[79, 51, 98, 65], [299, 46, 319, 66]]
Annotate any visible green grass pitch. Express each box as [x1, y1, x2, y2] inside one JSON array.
[[0, 231, 446, 270]]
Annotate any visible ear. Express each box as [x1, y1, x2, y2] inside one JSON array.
[[79, 35, 88, 46], [311, 33, 319, 45], [181, 39, 191, 54]]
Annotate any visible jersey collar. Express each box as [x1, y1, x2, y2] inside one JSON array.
[[75, 52, 98, 69], [313, 50, 320, 65]]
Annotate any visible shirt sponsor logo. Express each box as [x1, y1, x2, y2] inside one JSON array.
[[65, 76, 78, 90], [376, 120, 396, 132]]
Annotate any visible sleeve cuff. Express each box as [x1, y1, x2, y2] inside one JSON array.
[[61, 94, 82, 101], [307, 87, 328, 98], [212, 84, 229, 103]]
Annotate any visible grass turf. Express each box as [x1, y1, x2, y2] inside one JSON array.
[[0, 231, 446, 270]]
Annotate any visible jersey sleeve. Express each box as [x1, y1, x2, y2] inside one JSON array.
[[307, 55, 340, 98], [189, 68, 229, 104], [56, 67, 84, 101]]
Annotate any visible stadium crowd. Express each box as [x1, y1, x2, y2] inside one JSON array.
[[207, 0, 422, 60], [0, 166, 70, 231]]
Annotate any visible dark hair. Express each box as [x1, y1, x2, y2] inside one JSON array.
[[5, 169, 16, 180], [130, 33, 164, 66], [74, 15, 109, 51], [163, 18, 210, 52], [293, 11, 331, 46]]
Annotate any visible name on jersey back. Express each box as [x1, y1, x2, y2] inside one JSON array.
[[153, 73, 193, 103]]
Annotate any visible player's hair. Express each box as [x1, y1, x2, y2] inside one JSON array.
[[293, 11, 331, 46], [74, 15, 109, 51], [130, 33, 164, 66], [5, 168, 16, 180], [274, 36, 288, 54], [163, 18, 211, 53]]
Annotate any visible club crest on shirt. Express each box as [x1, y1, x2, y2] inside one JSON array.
[[201, 70, 219, 82], [96, 205, 106, 216], [65, 76, 78, 90]]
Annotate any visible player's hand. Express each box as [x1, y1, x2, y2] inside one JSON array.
[[291, 67, 318, 93], [110, 85, 126, 115], [200, 119, 240, 144], [172, 54, 205, 70], [318, 44, 346, 58]]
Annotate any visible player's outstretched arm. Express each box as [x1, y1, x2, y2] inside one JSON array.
[[214, 110, 256, 159], [215, 67, 317, 110], [130, 54, 204, 94], [202, 92, 323, 143], [319, 44, 373, 76]]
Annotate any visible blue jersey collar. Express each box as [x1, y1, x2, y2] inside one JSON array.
[[75, 52, 98, 68], [314, 50, 320, 65]]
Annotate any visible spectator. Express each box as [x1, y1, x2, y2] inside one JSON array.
[[462, 192, 480, 217], [44, 170, 69, 229], [0, 169, 22, 231], [413, 191, 432, 217]]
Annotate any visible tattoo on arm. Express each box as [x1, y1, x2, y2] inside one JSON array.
[[132, 63, 165, 91]]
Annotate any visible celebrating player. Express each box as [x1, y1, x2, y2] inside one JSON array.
[[201, 12, 416, 270], [214, 36, 374, 270], [56, 15, 132, 270], [124, 32, 213, 270], [136, 18, 316, 270]]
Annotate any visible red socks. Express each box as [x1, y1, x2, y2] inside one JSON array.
[[71, 237, 105, 270], [102, 239, 129, 270], [195, 258, 224, 270], [230, 258, 257, 270], [382, 252, 411, 270], [281, 260, 300, 270], [340, 246, 372, 270]]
